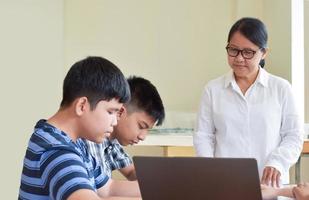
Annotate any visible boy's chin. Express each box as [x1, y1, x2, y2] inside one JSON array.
[[88, 134, 107, 144], [104, 132, 111, 138], [90, 138, 103, 144], [118, 139, 130, 146]]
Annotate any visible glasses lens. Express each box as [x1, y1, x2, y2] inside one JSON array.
[[242, 50, 255, 59], [226, 46, 256, 59], [226, 47, 239, 57]]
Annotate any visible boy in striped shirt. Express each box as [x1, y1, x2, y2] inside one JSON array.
[[19, 56, 141, 200]]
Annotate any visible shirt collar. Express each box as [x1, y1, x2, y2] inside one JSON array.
[[35, 119, 73, 145], [257, 67, 269, 87], [224, 67, 269, 88], [34, 119, 82, 156], [104, 138, 120, 148], [224, 70, 235, 88]]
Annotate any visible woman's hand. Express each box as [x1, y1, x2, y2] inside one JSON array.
[[261, 184, 279, 199], [261, 166, 281, 187]]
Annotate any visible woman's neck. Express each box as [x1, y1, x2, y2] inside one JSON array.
[[235, 68, 260, 95]]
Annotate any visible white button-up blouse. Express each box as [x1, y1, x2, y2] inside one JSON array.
[[194, 67, 303, 183]]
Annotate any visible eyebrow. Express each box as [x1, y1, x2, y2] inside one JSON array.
[[109, 108, 120, 112], [140, 121, 150, 129], [228, 44, 255, 51]]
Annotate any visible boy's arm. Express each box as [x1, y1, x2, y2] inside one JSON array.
[[293, 183, 309, 200], [67, 189, 141, 200], [119, 164, 137, 181], [97, 179, 141, 198]]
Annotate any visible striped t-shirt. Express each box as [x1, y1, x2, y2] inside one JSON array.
[[19, 119, 109, 200]]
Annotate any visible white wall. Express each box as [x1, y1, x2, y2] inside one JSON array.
[[0, 1, 64, 198], [64, 0, 235, 112], [263, 0, 291, 81]]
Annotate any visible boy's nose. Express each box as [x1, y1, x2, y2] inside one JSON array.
[[138, 130, 148, 141]]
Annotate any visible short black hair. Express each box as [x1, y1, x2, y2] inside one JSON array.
[[60, 56, 130, 109], [227, 17, 268, 68], [126, 76, 165, 126]]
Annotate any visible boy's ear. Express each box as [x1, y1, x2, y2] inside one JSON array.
[[117, 106, 126, 119], [75, 97, 89, 116]]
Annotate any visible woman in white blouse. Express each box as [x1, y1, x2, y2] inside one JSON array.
[[194, 17, 303, 186]]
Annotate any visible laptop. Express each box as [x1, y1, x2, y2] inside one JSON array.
[[133, 156, 262, 200]]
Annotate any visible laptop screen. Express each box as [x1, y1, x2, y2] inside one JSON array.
[[133, 156, 262, 200]]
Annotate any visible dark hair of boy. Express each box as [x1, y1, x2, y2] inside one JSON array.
[[60, 56, 131, 109], [126, 76, 165, 126]]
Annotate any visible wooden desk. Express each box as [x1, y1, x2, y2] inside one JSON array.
[[295, 140, 309, 183], [163, 146, 195, 157], [302, 140, 309, 153]]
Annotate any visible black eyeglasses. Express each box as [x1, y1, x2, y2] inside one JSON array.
[[225, 46, 261, 59]]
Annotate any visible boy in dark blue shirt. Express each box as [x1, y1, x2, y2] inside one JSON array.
[[19, 56, 141, 200]]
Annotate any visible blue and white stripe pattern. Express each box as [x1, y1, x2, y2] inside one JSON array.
[[19, 119, 109, 200]]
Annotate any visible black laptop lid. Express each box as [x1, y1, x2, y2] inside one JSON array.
[[133, 156, 262, 200]]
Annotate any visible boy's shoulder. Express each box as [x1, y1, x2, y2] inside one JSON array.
[[27, 119, 98, 164], [19, 120, 107, 200], [30, 119, 78, 154], [25, 120, 86, 171]]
